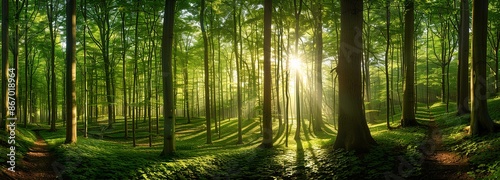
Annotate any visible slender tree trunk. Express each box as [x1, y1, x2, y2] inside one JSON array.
[[385, 0, 392, 130], [294, 0, 303, 141], [24, 0, 29, 128], [121, 10, 128, 138], [132, 1, 140, 147], [233, 0, 243, 144], [47, 1, 58, 131], [201, 0, 212, 144], [426, 18, 430, 110], [313, 0, 323, 132], [1, 0, 9, 131], [82, 0, 88, 137]]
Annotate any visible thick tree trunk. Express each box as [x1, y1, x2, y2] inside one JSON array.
[[401, 0, 418, 127], [161, 0, 176, 155], [65, 0, 77, 144], [334, 0, 376, 152], [261, 0, 273, 148], [470, 0, 497, 136]]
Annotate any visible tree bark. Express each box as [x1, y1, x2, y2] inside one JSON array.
[[47, 0, 58, 131], [470, 0, 497, 136], [161, 0, 176, 155], [65, 0, 77, 144], [1, 0, 9, 131], [121, 9, 128, 138], [313, 0, 323, 133], [401, 0, 418, 127], [334, 0, 376, 152], [261, 0, 273, 148], [294, 0, 303, 141], [201, 0, 212, 144], [233, 0, 243, 144], [385, 0, 392, 130]]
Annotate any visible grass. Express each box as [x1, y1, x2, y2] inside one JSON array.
[[432, 97, 500, 179], [0, 101, 446, 179], [0, 125, 38, 171], [28, 109, 433, 179]]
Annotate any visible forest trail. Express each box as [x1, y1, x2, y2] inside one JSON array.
[[3, 130, 57, 180], [418, 119, 472, 180]]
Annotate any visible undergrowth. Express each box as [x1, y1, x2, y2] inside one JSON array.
[[434, 97, 500, 179]]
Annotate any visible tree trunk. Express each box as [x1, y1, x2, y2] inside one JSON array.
[[294, 0, 303, 141], [261, 0, 273, 148], [470, 0, 497, 136], [24, 0, 29, 128], [201, 0, 212, 144], [401, 0, 418, 127], [47, 1, 58, 131], [120, 9, 128, 138], [1, 0, 9, 131], [313, 0, 323, 133], [65, 0, 77, 144], [82, 0, 88, 137], [132, 1, 140, 147], [160, 0, 176, 155], [385, 0, 392, 129], [334, 0, 376, 152], [233, 0, 243, 145]]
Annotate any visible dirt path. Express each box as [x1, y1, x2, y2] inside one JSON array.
[[2, 130, 57, 180], [418, 121, 472, 180]]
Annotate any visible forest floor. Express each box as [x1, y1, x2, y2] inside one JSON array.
[[2, 130, 57, 180], [418, 118, 472, 180]]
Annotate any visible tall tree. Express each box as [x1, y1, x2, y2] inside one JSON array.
[[120, 4, 128, 138], [457, 0, 470, 115], [23, 0, 29, 128], [47, 0, 58, 131], [400, 0, 418, 127], [201, 0, 212, 144], [333, 0, 376, 152], [233, 0, 243, 144], [261, 0, 273, 148], [81, 0, 88, 138], [87, 0, 115, 129], [313, 0, 323, 133], [470, 0, 498, 136], [1, 0, 8, 131], [293, 0, 303, 141], [160, 0, 177, 155], [65, 0, 77, 144], [385, 0, 392, 129]]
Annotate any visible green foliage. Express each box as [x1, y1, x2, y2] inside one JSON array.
[[433, 97, 500, 179], [0, 127, 37, 168]]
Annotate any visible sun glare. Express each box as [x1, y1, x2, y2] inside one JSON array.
[[290, 57, 301, 70]]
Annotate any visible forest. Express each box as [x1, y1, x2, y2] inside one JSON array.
[[1, 0, 500, 179]]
